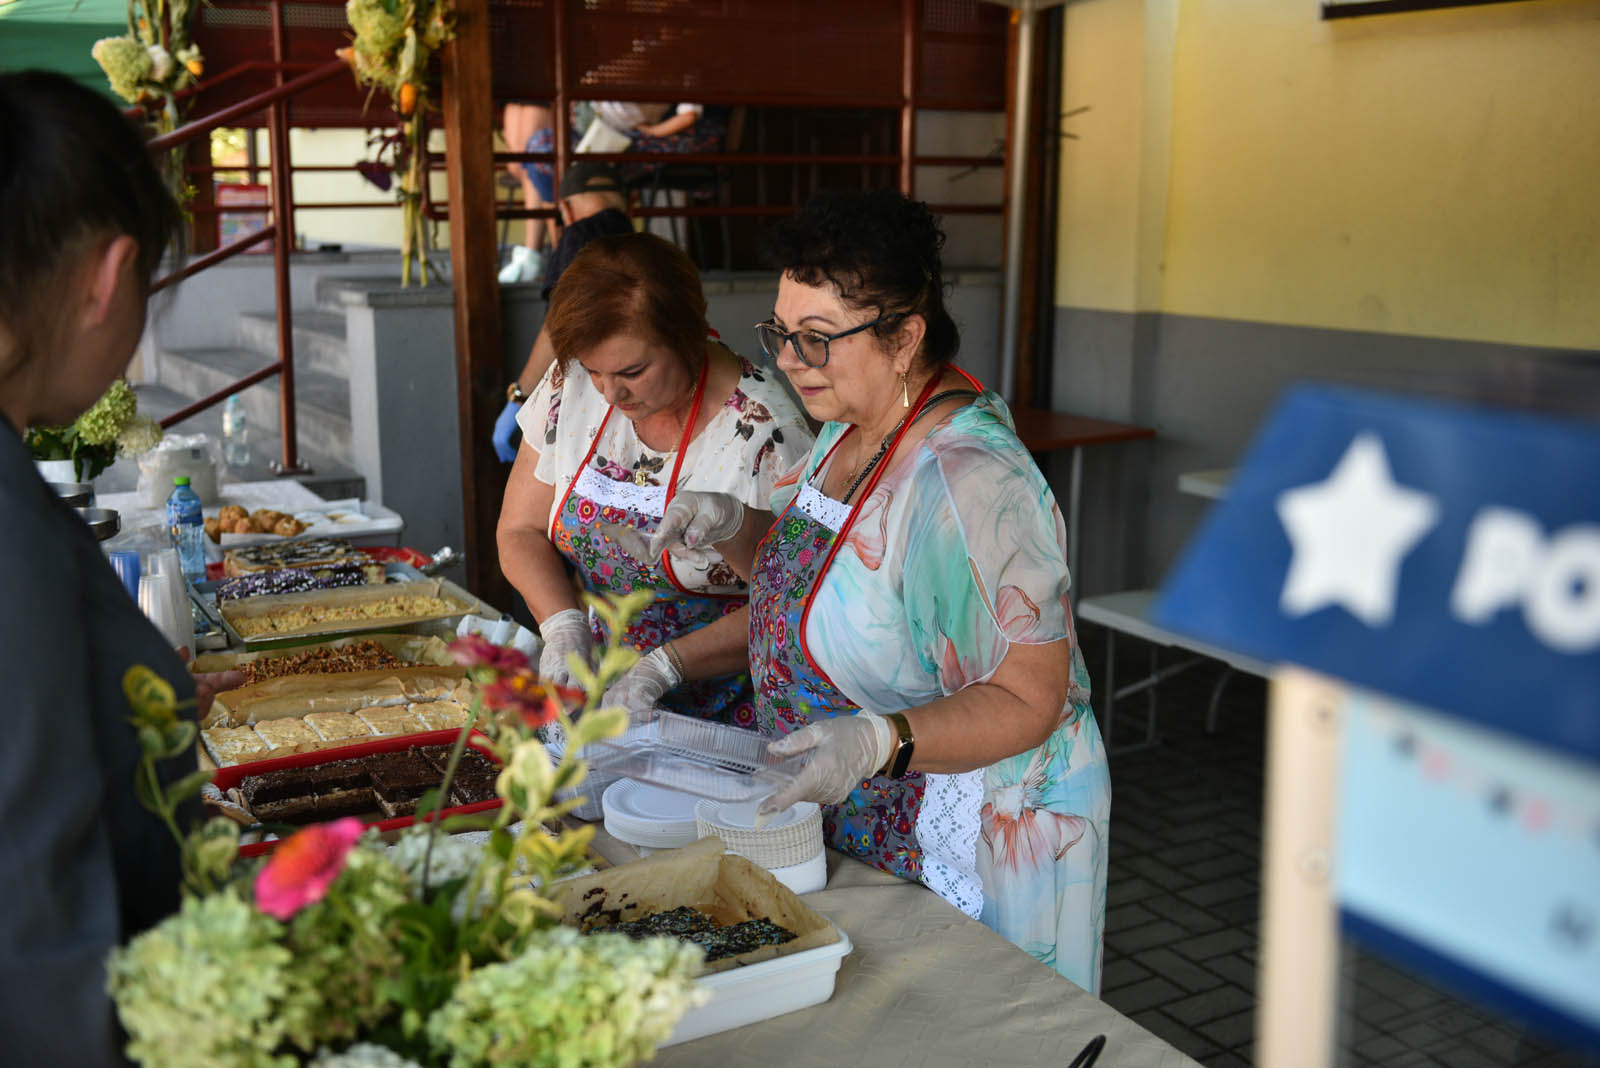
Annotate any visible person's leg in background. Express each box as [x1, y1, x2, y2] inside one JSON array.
[[500, 103, 556, 283]]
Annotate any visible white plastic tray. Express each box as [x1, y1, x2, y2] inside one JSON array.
[[585, 712, 803, 803], [662, 925, 853, 1046], [217, 498, 404, 548]]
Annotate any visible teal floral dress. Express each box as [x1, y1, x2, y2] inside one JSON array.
[[748, 387, 1111, 990]]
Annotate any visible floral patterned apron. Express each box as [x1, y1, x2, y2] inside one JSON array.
[[748, 373, 973, 879], [552, 354, 751, 723]]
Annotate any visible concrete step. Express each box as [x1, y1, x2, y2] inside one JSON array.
[[236, 308, 348, 378], [314, 273, 438, 311], [126, 384, 366, 500], [156, 346, 352, 460]]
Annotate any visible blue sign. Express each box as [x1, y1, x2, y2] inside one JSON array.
[[1335, 690, 1600, 1048], [1154, 385, 1600, 767]]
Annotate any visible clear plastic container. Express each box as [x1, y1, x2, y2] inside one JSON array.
[[584, 712, 804, 804]]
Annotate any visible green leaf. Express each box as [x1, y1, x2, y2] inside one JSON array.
[[136, 725, 166, 757], [567, 654, 598, 694], [166, 767, 214, 804], [161, 719, 197, 755], [439, 812, 498, 834], [414, 787, 443, 820], [489, 827, 514, 861], [122, 665, 176, 723], [571, 704, 627, 747]]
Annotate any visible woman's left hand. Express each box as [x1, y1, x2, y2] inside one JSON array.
[[649, 490, 745, 565], [600, 646, 682, 725]]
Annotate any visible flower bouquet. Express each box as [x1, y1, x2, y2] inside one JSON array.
[[338, 0, 456, 286], [108, 590, 706, 1067], [26, 378, 163, 482]]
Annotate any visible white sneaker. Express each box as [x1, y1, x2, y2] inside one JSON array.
[[498, 245, 544, 284]]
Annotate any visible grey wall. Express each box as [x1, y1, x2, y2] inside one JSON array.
[[344, 285, 464, 566], [144, 250, 406, 354], [1049, 306, 1600, 598]]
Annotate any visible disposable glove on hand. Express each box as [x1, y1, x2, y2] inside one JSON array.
[[755, 713, 894, 826], [600, 646, 682, 726], [492, 399, 523, 463], [536, 608, 593, 688], [649, 490, 745, 566]]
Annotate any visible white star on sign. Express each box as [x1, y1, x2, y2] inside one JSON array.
[[1275, 432, 1439, 627]]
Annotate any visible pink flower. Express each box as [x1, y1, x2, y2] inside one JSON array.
[[845, 488, 892, 570], [255, 817, 364, 921], [448, 634, 530, 673], [994, 585, 1043, 637]]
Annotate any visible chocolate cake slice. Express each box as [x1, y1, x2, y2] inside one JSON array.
[[415, 745, 500, 806], [368, 749, 444, 818], [449, 750, 501, 806], [237, 757, 377, 824]]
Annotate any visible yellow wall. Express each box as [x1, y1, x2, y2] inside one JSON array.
[[1056, 0, 1600, 351], [254, 127, 456, 252]]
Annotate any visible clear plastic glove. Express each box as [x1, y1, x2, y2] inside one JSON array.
[[600, 646, 682, 726], [492, 399, 523, 463], [536, 608, 593, 688], [649, 490, 745, 566], [755, 713, 894, 826]]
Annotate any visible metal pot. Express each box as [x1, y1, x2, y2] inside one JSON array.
[[73, 506, 121, 541], [49, 481, 94, 508]]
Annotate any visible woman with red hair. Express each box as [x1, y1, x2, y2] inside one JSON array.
[[497, 232, 812, 725]]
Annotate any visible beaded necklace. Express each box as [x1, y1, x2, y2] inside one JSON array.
[[839, 415, 908, 505]]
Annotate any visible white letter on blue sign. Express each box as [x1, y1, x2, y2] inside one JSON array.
[[1451, 508, 1600, 653], [1451, 508, 1543, 624], [1527, 527, 1600, 654]]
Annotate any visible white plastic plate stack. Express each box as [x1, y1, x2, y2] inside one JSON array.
[[601, 778, 702, 853], [695, 799, 827, 894]]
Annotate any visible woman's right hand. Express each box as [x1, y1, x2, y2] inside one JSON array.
[[536, 608, 593, 687]]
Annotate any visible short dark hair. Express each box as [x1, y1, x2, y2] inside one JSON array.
[[0, 70, 181, 366], [544, 232, 709, 373], [762, 188, 959, 369]]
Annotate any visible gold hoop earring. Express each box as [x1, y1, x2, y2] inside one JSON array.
[[901, 373, 910, 408]]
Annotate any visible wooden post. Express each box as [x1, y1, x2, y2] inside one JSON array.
[[899, 0, 918, 196], [440, 0, 509, 605]]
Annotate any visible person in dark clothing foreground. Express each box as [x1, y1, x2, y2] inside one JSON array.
[[0, 70, 239, 1065]]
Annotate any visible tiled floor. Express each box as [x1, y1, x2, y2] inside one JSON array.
[[1079, 628, 1597, 1068]]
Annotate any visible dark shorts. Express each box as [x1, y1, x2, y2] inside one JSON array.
[[522, 127, 555, 201]]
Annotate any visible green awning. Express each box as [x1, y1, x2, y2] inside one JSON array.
[[0, 0, 129, 95]]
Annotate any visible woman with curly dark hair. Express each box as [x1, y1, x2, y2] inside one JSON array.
[[654, 188, 1111, 989]]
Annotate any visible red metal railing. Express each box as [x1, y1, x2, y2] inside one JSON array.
[[143, 10, 349, 475], [154, 0, 1005, 474]]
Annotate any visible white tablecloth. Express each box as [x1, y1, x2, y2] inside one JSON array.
[[580, 827, 1203, 1068]]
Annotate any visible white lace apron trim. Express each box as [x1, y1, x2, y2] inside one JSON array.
[[916, 769, 985, 920], [795, 482, 848, 532], [571, 464, 668, 517]]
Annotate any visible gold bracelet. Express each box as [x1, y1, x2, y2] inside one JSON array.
[[662, 641, 688, 682]]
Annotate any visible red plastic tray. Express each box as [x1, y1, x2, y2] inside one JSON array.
[[360, 545, 434, 569], [214, 729, 502, 857]]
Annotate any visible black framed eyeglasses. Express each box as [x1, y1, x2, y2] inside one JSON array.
[[754, 312, 906, 369]]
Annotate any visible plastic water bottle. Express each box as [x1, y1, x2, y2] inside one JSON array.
[[166, 476, 206, 582], [223, 394, 249, 467]]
